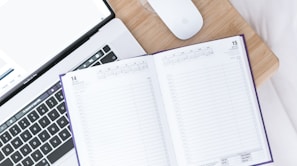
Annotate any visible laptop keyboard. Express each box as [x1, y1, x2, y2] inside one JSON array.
[[0, 45, 118, 166]]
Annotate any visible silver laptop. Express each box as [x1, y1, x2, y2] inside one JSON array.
[[0, 0, 146, 165]]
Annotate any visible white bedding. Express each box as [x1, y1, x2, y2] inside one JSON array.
[[230, 0, 297, 165]]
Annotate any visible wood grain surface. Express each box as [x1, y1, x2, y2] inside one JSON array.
[[108, 0, 279, 86]]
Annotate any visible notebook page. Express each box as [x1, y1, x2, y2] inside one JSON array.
[[61, 56, 171, 166], [154, 36, 272, 166]]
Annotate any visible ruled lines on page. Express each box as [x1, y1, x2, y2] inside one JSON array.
[[166, 59, 261, 164], [67, 58, 170, 166], [154, 36, 270, 166]]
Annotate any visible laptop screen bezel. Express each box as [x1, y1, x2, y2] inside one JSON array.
[[0, 0, 115, 106]]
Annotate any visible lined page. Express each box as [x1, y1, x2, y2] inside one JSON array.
[[154, 36, 271, 166], [61, 57, 170, 166]]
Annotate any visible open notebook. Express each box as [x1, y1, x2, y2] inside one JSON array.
[[60, 35, 273, 166]]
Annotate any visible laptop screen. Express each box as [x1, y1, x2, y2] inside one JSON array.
[[0, 0, 112, 102]]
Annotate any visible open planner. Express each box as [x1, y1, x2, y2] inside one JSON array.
[[60, 35, 272, 166]]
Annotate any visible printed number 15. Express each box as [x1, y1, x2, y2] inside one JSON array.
[[232, 41, 238, 46]]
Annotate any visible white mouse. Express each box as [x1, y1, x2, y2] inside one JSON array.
[[147, 0, 203, 40]]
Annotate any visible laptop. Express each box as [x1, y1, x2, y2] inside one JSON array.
[[0, 0, 146, 165]]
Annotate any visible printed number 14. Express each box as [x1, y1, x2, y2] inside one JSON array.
[[71, 76, 77, 81]]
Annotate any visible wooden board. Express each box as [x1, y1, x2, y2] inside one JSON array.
[[108, 0, 279, 86]]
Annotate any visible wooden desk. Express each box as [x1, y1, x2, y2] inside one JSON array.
[[108, 0, 279, 86]]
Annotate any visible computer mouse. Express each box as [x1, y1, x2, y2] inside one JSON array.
[[147, 0, 203, 40]]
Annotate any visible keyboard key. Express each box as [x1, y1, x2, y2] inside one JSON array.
[[36, 104, 49, 116], [47, 123, 59, 135], [0, 131, 12, 144], [38, 116, 50, 128], [56, 116, 68, 129], [36, 158, 50, 166], [18, 117, 30, 129], [103, 45, 111, 53], [29, 137, 41, 149], [22, 156, 34, 166], [49, 136, 61, 148], [56, 102, 66, 114], [31, 149, 43, 162], [0, 151, 4, 161], [27, 111, 39, 123], [2, 144, 13, 156], [9, 124, 21, 136], [97, 50, 104, 57], [11, 137, 23, 149], [48, 109, 60, 121], [54, 90, 64, 102], [38, 130, 50, 142], [40, 143, 52, 155], [58, 129, 71, 141], [91, 61, 101, 66], [45, 97, 58, 109], [11, 151, 22, 163], [100, 51, 117, 64], [20, 130, 32, 142], [0, 158, 13, 166], [20, 144, 32, 156], [47, 138, 74, 164], [29, 123, 41, 135]]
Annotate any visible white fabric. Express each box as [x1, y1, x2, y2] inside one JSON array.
[[229, 0, 297, 165]]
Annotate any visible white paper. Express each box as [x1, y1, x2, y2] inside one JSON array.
[[154, 36, 272, 166], [61, 57, 171, 166], [61, 36, 272, 166]]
